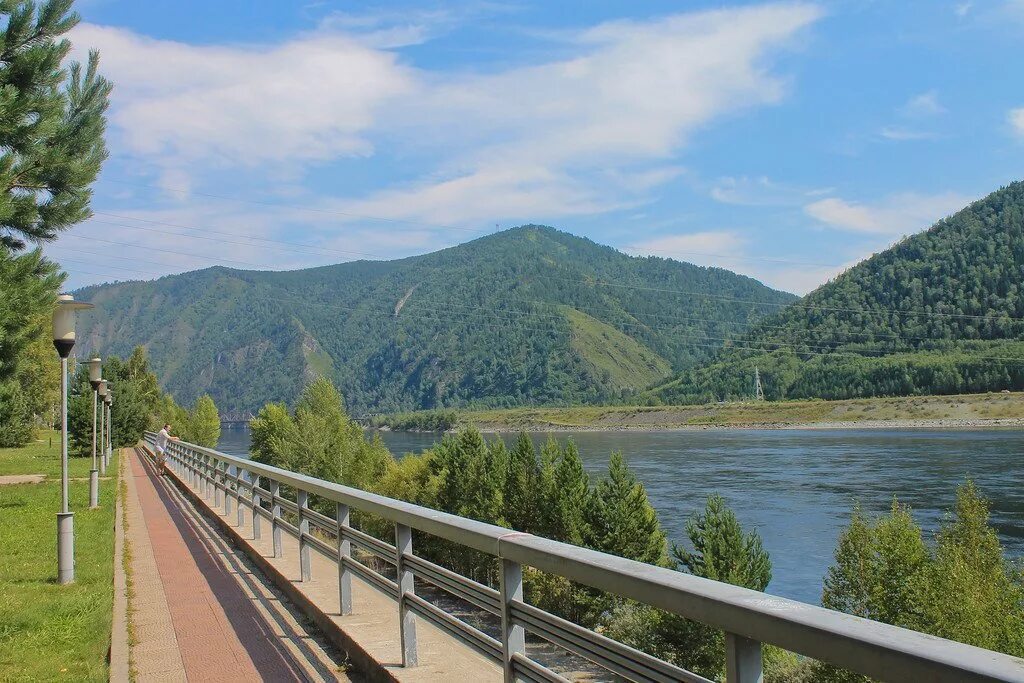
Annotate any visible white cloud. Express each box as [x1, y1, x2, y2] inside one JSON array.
[[70, 23, 415, 168], [622, 230, 858, 295], [804, 192, 973, 235], [709, 175, 830, 205], [625, 231, 748, 262], [900, 91, 945, 118], [1009, 107, 1024, 138], [955, 2, 973, 17], [73, 3, 821, 229], [879, 126, 934, 141], [878, 91, 945, 142]]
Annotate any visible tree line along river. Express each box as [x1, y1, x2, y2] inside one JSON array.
[[216, 426, 1024, 605]]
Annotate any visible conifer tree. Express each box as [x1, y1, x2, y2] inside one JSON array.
[[458, 427, 503, 524], [0, 247, 61, 386], [589, 452, 666, 565], [548, 440, 591, 545], [675, 494, 771, 589], [536, 436, 561, 537], [1, 0, 111, 250], [649, 495, 773, 678], [503, 432, 538, 532]]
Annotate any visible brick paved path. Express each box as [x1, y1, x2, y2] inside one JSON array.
[[127, 448, 351, 681]]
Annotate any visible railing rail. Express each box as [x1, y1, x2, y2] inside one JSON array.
[[144, 432, 1024, 683]]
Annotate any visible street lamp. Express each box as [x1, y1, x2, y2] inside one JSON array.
[[97, 380, 107, 475], [52, 294, 93, 585], [88, 358, 102, 509], [105, 388, 113, 468]]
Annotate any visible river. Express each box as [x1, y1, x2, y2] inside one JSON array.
[[216, 426, 1024, 605]]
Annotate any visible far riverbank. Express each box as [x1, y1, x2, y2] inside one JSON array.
[[375, 392, 1024, 433]]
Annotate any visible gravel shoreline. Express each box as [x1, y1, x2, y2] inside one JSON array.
[[466, 417, 1024, 433]]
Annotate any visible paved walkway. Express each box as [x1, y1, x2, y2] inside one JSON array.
[[125, 448, 353, 681]]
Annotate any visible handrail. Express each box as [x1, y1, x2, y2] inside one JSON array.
[[144, 433, 1024, 683]]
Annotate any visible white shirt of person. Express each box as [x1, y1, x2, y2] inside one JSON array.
[[156, 428, 170, 453]]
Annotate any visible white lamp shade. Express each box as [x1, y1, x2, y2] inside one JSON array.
[[51, 294, 94, 343], [88, 358, 102, 383], [97, 379, 107, 397]]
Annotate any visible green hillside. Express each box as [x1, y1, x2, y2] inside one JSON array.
[[653, 181, 1024, 404], [75, 225, 795, 413]]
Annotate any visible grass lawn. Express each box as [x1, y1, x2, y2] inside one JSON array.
[[0, 431, 118, 682]]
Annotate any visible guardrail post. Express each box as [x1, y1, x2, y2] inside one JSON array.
[[500, 559, 525, 683], [252, 475, 262, 539], [224, 464, 233, 516], [725, 633, 763, 683], [395, 523, 417, 667], [336, 503, 352, 615], [298, 490, 311, 581], [271, 480, 282, 558], [213, 460, 222, 508], [198, 453, 206, 495], [204, 454, 212, 497], [236, 468, 247, 527]]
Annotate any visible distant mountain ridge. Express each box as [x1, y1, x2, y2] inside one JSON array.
[[75, 225, 796, 413], [652, 181, 1024, 403]]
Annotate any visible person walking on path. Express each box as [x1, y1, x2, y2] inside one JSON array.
[[155, 424, 179, 475]]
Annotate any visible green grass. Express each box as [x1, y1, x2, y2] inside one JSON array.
[[0, 431, 118, 682], [563, 306, 672, 391]]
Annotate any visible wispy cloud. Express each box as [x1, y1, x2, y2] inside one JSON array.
[[71, 3, 822, 233], [899, 90, 945, 118], [1009, 107, 1024, 139], [955, 2, 973, 17], [879, 90, 945, 142], [879, 126, 935, 141], [804, 191, 973, 235], [709, 175, 832, 206], [622, 229, 856, 295]]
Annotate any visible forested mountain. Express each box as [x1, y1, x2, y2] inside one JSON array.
[[75, 226, 795, 413], [653, 182, 1024, 403]]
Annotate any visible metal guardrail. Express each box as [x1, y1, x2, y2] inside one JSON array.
[[143, 433, 1024, 683]]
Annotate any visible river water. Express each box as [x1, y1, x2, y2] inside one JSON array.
[[216, 426, 1024, 605]]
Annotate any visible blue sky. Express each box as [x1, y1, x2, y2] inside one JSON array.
[[52, 0, 1024, 294]]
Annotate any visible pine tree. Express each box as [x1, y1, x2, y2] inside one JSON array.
[[645, 495, 773, 679], [503, 432, 538, 532], [589, 452, 666, 565], [675, 494, 771, 590], [187, 395, 221, 448], [548, 440, 590, 545], [0, 247, 62, 385], [1, 0, 111, 250], [0, 378, 32, 446]]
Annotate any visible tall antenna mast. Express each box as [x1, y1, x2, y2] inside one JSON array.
[[754, 366, 765, 401]]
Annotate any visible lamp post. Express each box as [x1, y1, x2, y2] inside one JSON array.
[[52, 294, 94, 585], [88, 358, 102, 509], [105, 389, 113, 467], [97, 380, 107, 475]]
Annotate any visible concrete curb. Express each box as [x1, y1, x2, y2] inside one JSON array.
[[110, 450, 130, 682]]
